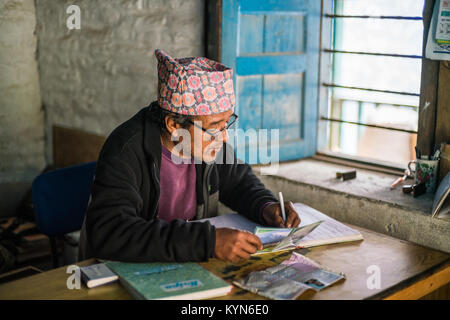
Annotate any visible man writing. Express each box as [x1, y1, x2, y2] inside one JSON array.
[[79, 49, 300, 264]]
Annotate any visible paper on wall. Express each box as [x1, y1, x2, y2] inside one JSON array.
[[426, 0, 450, 60]]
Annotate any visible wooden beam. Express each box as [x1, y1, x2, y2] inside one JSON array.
[[435, 62, 450, 147], [384, 261, 450, 300], [417, 0, 439, 157], [206, 0, 222, 62], [420, 282, 450, 299]]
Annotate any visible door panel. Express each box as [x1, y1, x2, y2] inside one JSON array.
[[222, 0, 320, 163]]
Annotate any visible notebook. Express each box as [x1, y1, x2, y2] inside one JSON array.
[[105, 261, 232, 300], [199, 202, 363, 249]]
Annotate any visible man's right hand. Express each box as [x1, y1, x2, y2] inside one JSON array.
[[214, 228, 263, 263]]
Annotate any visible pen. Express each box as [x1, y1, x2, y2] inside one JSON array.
[[432, 149, 440, 160], [391, 169, 409, 189], [278, 192, 286, 224]]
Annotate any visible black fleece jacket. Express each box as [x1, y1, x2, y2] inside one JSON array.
[[83, 102, 278, 263]]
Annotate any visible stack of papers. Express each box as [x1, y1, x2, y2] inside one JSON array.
[[234, 252, 345, 300]]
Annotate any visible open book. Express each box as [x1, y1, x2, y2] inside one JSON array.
[[253, 221, 323, 254], [198, 203, 363, 252]]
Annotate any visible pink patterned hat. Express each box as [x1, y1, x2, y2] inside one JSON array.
[[155, 49, 235, 116]]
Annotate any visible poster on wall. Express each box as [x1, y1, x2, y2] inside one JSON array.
[[426, 0, 450, 60]]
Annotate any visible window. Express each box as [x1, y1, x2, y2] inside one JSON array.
[[318, 0, 425, 168]]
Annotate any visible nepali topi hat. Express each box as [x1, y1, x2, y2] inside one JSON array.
[[155, 49, 235, 116]]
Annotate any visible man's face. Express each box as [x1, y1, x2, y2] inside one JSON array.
[[188, 108, 234, 163]]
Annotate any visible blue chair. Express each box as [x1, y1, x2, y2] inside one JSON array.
[[32, 161, 96, 267]]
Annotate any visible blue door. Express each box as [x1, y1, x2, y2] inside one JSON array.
[[221, 0, 321, 163]]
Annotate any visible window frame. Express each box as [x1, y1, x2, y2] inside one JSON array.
[[205, 0, 439, 174], [316, 0, 432, 174]]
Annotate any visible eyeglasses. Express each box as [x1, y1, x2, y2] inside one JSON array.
[[187, 113, 238, 140]]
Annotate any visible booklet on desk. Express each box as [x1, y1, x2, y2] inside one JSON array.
[[198, 202, 363, 253], [80, 263, 119, 288], [105, 261, 232, 300], [432, 172, 450, 220], [235, 252, 345, 300]]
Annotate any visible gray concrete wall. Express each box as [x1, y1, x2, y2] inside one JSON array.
[[0, 0, 204, 217], [35, 0, 205, 163], [0, 0, 45, 217], [0, 0, 45, 184]]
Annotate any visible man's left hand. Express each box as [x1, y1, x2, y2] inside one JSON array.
[[261, 201, 301, 228]]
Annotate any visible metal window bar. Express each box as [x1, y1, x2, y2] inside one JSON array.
[[322, 83, 420, 97], [323, 49, 422, 59], [326, 97, 418, 152], [320, 116, 418, 134], [330, 97, 419, 111], [325, 14, 423, 20]]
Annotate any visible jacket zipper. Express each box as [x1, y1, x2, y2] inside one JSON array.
[[152, 161, 160, 217]]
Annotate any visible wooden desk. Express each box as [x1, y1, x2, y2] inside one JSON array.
[[0, 224, 448, 300]]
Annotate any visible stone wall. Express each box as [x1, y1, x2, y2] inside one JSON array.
[[35, 0, 205, 163], [0, 0, 204, 217], [0, 0, 45, 183], [0, 0, 45, 218]]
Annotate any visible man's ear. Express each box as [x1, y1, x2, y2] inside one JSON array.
[[164, 115, 178, 136]]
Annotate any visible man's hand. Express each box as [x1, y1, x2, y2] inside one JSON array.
[[262, 201, 301, 228], [214, 228, 263, 263]]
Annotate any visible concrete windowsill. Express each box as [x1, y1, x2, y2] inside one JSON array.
[[249, 158, 449, 254]]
